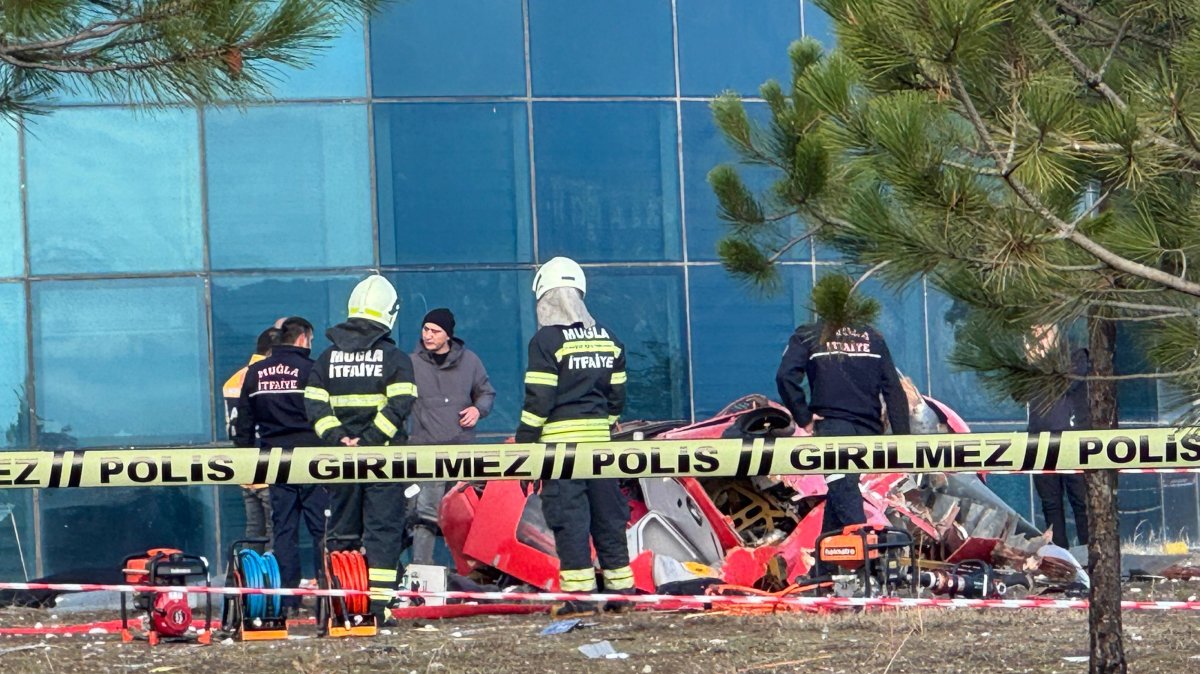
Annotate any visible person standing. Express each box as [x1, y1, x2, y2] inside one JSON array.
[[408, 308, 495, 565], [223, 326, 280, 552], [776, 275, 910, 575], [1027, 323, 1091, 549], [233, 317, 329, 613], [515, 257, 632, 617], [304, 275, 417, 623]]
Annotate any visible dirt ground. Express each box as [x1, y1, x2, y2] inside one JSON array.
[[1, 586, 1199, 673]]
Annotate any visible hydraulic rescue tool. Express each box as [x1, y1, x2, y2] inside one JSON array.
[[813, 524, 1014, 599], [916, 559, 1014, 598], [316, 536, 377, 638], [119, 548, 212, 645], [220, 539, 288, 641], [814, 524, 918, 597]]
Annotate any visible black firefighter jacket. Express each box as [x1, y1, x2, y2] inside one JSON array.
[[304, 318, 417, 447], [515, 322, 626, 444], [776, 322, 910, 435], [233, 344, 321, 449]]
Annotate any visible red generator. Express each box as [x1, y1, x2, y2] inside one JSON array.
[[120, 548, 212, 645]]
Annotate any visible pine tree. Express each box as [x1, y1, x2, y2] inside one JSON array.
[[710, 3, 1200, 671], [0, 0, 381, 117]]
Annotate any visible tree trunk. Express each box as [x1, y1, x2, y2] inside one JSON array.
[[1086, 311, 1125, 674]]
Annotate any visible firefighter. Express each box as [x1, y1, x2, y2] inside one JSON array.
[[304, 275, 417, 624], [232, 316, 329, 614], [775, 275, 910, 578], [515, 257, 633, 617]]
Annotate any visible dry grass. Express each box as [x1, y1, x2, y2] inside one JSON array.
[[0, 595, 1199, 673]]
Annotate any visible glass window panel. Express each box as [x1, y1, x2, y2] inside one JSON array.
[[677, 0, 800, 97], [389, 270, 535, 437], [32, 278, 211, 447], [270, 17, 366, 100], [1162, 474, 1199, 543], [39, 487, 216, 576], [0, 284, 27, 449], [815, 241, 848, 261], [25, 109, 202, 275], [206, 105, 372, 270], [0, 124, 20, 278], [211, 274, 362, 438], [802, 1, 838, 51], [680, 101, 808, 262], [534, 102, 681, 262], [688, 265, 812, 419], [1118, 473, 1163, 541], [376, 103, 532, 265], [0, 492, 35, 581], [529, 0, 673, 96], [1116, 324, 1157, 421], [369, 0, 524, 97], [926, 288, 1026, 423], [584, 268, 690, 422]]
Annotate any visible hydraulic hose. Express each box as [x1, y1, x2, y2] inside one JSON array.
[[329, 551, 370, 616], [236, 549, 283, 619]]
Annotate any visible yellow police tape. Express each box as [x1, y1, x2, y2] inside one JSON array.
[[1, 427, 1197, 489]]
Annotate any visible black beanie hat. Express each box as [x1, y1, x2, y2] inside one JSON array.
[[422, 308, 455, 338]]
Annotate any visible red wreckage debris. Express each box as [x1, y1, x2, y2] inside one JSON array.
[[440, 394, 1090, 603]]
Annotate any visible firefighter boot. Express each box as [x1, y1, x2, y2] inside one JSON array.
[[603, 588, 638, 614], [550, 596, 601, 619], [551, 568, 600, 618], [601, 566, 637, 614]]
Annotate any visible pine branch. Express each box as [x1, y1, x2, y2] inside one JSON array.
[[810, 273, 881, 335], [948, 65, 1200, 297], [0, 0, 382, 116], [1032, 8, 1200, 169], [1052, 0, 1171, 51], [767, 225, 822, 264]]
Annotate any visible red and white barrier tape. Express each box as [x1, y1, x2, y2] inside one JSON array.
[[3, 581, 1199, 611]]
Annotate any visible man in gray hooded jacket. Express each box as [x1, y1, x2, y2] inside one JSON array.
[[408, 308, 496, 565]]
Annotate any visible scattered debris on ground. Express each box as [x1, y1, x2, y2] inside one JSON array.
[[1, 589, 1198, 674]]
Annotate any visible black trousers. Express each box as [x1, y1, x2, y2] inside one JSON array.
[[1034, 473, 1090, 548], [815, 418, 871, 534], [812, 417, 872, 577], [540, 479, 630, 576], [327, 483, 410, 612], [269, 484, 330, 609]]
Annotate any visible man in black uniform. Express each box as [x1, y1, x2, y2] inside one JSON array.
[[1027, 323, 1090, 549], [304, 275, 417, 622], [233, 316, 329, 613], [223, 326, 280, 554], [776, 276, 910, 577], [516, 257, 632, 617]]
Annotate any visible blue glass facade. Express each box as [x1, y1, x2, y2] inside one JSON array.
[[0, 0, 1179, 575]]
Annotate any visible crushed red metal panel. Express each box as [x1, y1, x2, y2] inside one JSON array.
[[438, 393, 1078, 598]]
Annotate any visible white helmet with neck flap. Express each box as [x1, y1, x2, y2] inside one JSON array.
[[348, 275, 399, 329], [533, 256, 586, 300]]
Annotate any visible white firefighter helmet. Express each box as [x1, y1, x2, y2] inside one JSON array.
[[347, 275, 399, 329], [532, 256, 586, 300]]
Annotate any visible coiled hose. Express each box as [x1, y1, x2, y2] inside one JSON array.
[[328, 551, 369, 616], [237, 549, 283, 619]]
